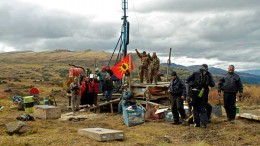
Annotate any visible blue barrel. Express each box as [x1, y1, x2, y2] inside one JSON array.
[[44, 97, 49, 105]]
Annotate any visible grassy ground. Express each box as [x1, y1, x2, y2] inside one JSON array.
[[1, 95, 260, 146], [0, 51, 259, 146]]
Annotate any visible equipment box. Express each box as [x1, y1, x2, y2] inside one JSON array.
[[145, 101, 165, 120], [78, 128, 125, 141], [33, 105, 61, 120], [123, 105, 145, 127]]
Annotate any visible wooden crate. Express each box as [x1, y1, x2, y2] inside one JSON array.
[[33, 105, 61, 120], [78, 128, 125, 141]]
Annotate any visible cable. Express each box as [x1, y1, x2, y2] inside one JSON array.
[[132, 0, 145, 49]]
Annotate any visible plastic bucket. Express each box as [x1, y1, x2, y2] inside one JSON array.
[[24, 96, 34, 113]]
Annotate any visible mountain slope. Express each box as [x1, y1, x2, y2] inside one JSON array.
[[242, 70, 260, 76], [161, 63, 260, 84]]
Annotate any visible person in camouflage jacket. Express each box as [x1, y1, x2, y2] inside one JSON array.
[[148, 52, 160, 84], [135, 49, 150, 83]]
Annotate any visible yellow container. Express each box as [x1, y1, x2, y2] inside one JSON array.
[[24, 96, 34, 113]]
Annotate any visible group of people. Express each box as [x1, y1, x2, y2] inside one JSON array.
[[69, 66, 119, 112], [135, 49, 160, 84], [69, 76, 99, 112], [69, 49, 244, 128], [169, 64, 243, 128]]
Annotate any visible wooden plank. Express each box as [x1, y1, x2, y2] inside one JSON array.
[[67, 98, 120, 110], [110, 103, 113, 114], [83, 98, 120, 111], [78, 128, 125, 141], [135, 100, 146, 112], [239, 113, 260, 121], [131, 83, 170, 88]]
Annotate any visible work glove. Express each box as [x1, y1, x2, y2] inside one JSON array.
[[238, 93, 243, 101], [181, 96, 185, 100]]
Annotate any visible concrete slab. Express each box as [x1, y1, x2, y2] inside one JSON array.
[[78, 128, 125, 141], [33, 105, 61, 120]]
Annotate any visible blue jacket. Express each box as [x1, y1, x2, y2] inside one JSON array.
[[120, 90, 131, 100]]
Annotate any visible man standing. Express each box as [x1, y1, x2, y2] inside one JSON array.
[[118, 84, 131, 113], [218, 65, 243, 123], [103, 73, 114, 102], [169, 71, 186, 124], [70, 77, 81, 112], [186, 64, 215, 128], [148, 52, 160, 84], [135, 49, 150, 83]]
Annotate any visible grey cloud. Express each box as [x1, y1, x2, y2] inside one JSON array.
[[0, 0, 260, 70], [134, 0, 260, 13], [0, 0, 120, 51]]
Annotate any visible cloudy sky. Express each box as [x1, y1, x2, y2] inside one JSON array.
[[1, 0, 260, 70]]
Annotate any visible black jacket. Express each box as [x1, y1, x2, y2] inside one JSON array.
[[169, 77, 186, 96], [103, 78, 114, 90], [186, 69, 215, 90], [218, 72, 243, 93]]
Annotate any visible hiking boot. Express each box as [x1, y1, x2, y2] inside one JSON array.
[[172, 121, 180, 125], [201, 124, 207, 128], [181, 121, 189, 126], [230, 120, 235, 124], [223, 118, 231, 122], [194, 123, 200, 127]]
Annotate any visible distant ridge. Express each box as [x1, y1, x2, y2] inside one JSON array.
[[0, 50, 34, 54], [161, 63, 260, 85], [242, 70, 260, 76]]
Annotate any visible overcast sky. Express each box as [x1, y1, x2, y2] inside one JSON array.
[[1, 0, 260, 70]]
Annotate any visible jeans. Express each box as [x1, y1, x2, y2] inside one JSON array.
[[105, 90, 113, 101], [118, 99, 128, 113]]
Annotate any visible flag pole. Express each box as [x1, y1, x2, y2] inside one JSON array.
[[166, 48, 172, 82], [129, 53, 132, 92]]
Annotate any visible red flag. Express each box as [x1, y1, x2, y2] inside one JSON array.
[[111, 54, 134, 79]]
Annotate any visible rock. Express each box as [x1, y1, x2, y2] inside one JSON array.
[[4, 89, 12, 92], [5, 121, 26, 135]]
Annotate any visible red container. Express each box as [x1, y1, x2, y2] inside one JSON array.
[[69, 67, 83, 77], [29, 87, 39, 95], [145, 102, 165, 120]]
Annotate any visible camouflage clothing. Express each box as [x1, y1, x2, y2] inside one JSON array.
[[70, 81, 81, 112], [136, 49, 150, 83], [148, 53, 160, 84]]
